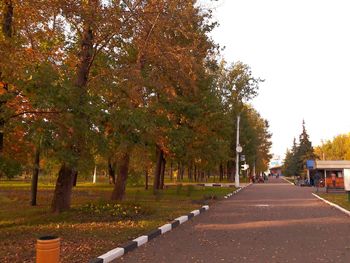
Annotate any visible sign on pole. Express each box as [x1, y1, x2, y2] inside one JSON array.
[[241, 164, 249, 171]]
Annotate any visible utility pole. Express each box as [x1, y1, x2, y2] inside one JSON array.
[[235, 114, 241, 188]]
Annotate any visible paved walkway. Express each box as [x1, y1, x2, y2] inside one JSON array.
[[119, 177, 350, 263]]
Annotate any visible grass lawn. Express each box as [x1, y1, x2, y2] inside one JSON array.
[[318, 193, 350, 211], [0, 181, 235, 263]]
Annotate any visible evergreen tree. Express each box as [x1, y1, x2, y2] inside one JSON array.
[[283, 138, 299, 176], [296, 120, 315, 176], [283, 121, 315, 177]]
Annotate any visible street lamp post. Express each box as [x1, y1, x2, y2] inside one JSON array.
[[235, 114, 241, 188]]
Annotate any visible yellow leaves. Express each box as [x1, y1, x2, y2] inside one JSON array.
[[316, 133, 350, 160], [163, 86, 177, 98]]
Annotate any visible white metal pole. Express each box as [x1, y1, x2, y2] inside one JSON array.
[[253, 161, 256, 177], [235, 114, 240, 188], [93, 166, 97, 184]]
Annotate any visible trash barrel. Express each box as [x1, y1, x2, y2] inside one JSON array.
[[36, 236, 60, 263]]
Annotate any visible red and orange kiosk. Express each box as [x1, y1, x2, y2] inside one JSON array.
[[307, 160, 350, 191]]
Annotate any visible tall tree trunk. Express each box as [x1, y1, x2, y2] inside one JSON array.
[[226, 160, 232, 182], [219, 163, 224, 181], [51, 164, 75, 213], [31, 145, 40, 206], [111, 152, 130, 200], [51, 20, 93, 213], [227, 164, 231, 180], [226, 161, 229, 180], [0, 119, 4, 155], [72, 170, 78, 187], [194, 165, 197, 182], [170, 161, 173, 180], [145, 169, 149, 190], [2, 0, 13, 38], [153, 145, 163, 191], [188, 164, 193, 182], [180, 163, 184, 181], [207, 171, 210, 182], [160, 156, 166, 189], [0, 0, 14, 154], [108, 157, 116, 184]]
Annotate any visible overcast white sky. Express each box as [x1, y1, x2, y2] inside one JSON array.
[[209, 0, 350, 158]]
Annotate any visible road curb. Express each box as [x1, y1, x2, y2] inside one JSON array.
[[312, 193, 350, 217], [224, 183, 252, 199], [282, 177, 295, 185], [89, 205, 210, 263], [197, 183, 235, 187]]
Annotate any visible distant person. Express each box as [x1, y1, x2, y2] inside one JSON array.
[[314, 171, 321, 192], [331, 172, 336, 188]]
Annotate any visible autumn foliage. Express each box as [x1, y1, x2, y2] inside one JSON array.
[[0, 0, 272, 212]]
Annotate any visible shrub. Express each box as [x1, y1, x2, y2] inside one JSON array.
[[176, 184, 183, 195], [0, 157, 22, 179], [80, 201, 152, 220], [186, 185, 195, 197], [203, 193, 217, 200], [127, 171, 144, 187], [153, 189, 163, 201]]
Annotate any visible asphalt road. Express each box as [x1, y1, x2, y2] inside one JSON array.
[[118, 177, 350, 263]]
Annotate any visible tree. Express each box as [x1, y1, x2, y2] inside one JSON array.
[[314, 133, 350, 160], [0, 0, 14, 171], [239, 106, 272, 175], [296, 120, 315, 177], [283, 121, 315, 177], [0, 0, 273, 212], [283, 138, 299, 176], [215, 61, 263, 180]]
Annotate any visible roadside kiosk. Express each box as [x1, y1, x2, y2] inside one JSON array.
[[306, 160, 350, 192]]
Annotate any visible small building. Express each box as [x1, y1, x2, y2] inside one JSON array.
[[269, 166, 282, 176], [269, 155, 283, 176], [306, 160, 350, 190]]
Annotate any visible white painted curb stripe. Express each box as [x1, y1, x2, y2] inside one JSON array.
[[159, 223, 172, 234], [175, 215, 188, 224], [133, 236, 148, 246], [191, 210, 200, 216], [223, 183, 254, 201], [312, 193, 350, 217], [282, 177, 294, 185], [99, 247, 124, 262]]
